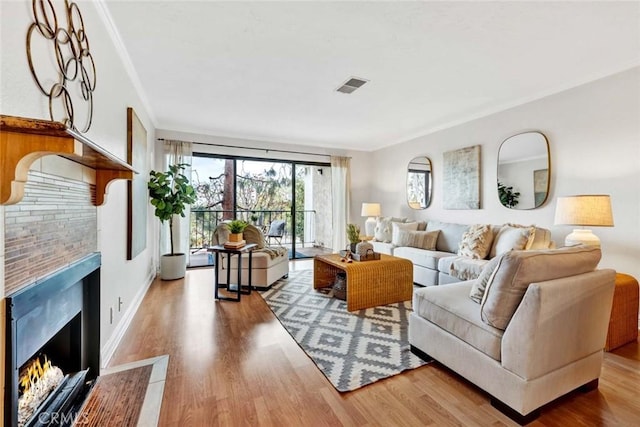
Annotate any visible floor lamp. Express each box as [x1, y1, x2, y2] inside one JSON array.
[[554, 195, 614, 248]]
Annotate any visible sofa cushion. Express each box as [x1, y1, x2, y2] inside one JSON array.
[[394, 247, 452, 270], [413, 282, 504, 361], [458, 224, 494, 259], [480, 245, 602, 330], [426, 221, 469, 253], [439, 256, 489, 281], [374, 216, 406, 242], [371, 241, 395, 255], [489, 224, 535, 258], [393, 228, 439, 250], [391, 222, 420, 245], [469, 254, 505, 303], [219, 248, 287, 269]]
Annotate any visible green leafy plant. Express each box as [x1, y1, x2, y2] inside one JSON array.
[[498, 181, 521, 208], [228, 219, 248, 234], [347, 223, 361, 244], [148, 164, 197, 255]]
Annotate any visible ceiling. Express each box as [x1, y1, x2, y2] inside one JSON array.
[[103, 1, 640, 152]]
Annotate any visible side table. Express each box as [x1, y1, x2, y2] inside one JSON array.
[[605, 273, 639, 351], [208, 243, 257, 302]]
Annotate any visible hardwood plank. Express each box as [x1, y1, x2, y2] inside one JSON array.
[[110, 264, 640, 426]]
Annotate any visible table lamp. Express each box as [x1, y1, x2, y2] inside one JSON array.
[[361, 202, 381, 237], [554, 195, 614, 247]]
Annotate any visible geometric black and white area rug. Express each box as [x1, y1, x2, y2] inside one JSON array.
[[260, 270, 430, 392]]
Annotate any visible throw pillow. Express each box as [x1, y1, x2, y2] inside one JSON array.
[[374, 217, 406, 242], [505, 223, 551, 250], [480, 245, 602, 330], [243, 224, 266, 249], [394, 230, 440, 250], [213, 222, 230, 246], [391, 222, 419, 246], [458, 224, 494, 260], [489, 225, 536, 258], [469, 253, 505, 303]]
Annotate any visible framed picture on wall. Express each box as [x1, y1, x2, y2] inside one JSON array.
[[127, 107, 147, 260], [443, 145, 481, 209], [534, 168, 548, 207]]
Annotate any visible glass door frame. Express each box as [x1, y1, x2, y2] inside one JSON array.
[[193, 152, 330, 259]]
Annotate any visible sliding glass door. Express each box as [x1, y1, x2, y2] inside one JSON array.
[[189, 154, 332, 267]]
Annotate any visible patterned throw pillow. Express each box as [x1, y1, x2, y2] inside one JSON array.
[[469, 253, 505, 304], [489, 225, 536, 258], [458, 224, 494, 259], [394, 230, 440, 250]]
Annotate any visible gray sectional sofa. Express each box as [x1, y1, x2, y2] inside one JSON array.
[[370, 218, 554, 286]]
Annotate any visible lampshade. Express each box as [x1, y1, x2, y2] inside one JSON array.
[[361, 203, 381, 217], [554, 195, 613, 248], [554, 195, 614, 226]]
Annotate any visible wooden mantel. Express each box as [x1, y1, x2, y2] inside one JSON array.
[[0, 115, 137, 206]]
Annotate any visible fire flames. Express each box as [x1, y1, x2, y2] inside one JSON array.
[[18, 355, 64, 427], [20, 356, 53, 394]]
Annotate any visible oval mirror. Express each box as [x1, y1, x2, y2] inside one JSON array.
[[497, 132, 550, 209], [407, 156, 432, 209]]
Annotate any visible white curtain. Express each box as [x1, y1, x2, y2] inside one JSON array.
[[161, 140, 193, 264], [331, 156, 351, 252]]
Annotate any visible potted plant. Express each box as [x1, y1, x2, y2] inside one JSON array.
[[498, 181, 521, 208], [148, 163, 197, 280], [227, 219, 248, 242], [347, 223, 361, 252]]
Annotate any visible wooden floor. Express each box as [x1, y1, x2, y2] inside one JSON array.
[[110, 261, 640, 426]]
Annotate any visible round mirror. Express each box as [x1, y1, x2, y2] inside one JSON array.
[[407, 156, 432, 209], [497, 132, 550, 209]]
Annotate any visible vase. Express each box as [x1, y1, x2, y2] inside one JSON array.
[[229, 232, 243, 242], [160, 253, 186, 280]]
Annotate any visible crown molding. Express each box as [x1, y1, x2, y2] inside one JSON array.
[[93, 0, 157, 128]]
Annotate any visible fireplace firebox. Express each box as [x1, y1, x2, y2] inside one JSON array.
[[4, 253, 101, 427]]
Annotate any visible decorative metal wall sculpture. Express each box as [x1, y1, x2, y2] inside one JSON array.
[[26, 0, 96, 133]]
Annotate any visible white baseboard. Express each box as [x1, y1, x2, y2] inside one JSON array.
[[100, 270, 156, 368]]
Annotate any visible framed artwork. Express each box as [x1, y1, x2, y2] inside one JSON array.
[[127, 107, 147, 260], [534, 168, 549, 207], [443, 145, 481, 209]]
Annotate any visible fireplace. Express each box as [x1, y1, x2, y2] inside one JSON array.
[[4, 253, 101, 427]]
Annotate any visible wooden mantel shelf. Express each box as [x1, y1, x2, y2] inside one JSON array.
[[0, 115, 137, 206]]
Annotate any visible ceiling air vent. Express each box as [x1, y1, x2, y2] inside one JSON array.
[[336, 77, 368, 94]]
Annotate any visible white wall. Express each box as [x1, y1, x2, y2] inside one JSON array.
[[1, 1, 157, 364], [371, 67, 640, 281]]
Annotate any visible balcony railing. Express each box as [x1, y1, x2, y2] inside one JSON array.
[[190, 208, 316, 251]]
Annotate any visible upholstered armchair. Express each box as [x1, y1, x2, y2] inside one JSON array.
[[213, 223, 289, 290]]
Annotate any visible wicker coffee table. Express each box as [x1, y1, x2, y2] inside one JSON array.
[[313, 253, 413, 311]]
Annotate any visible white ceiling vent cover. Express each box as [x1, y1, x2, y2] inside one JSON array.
[[336, 77, 369, 94]]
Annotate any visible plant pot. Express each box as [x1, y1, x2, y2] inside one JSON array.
[[160, 253, 186, 280], [229, 233, 243, 242], [349, 243, 358, 253]]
